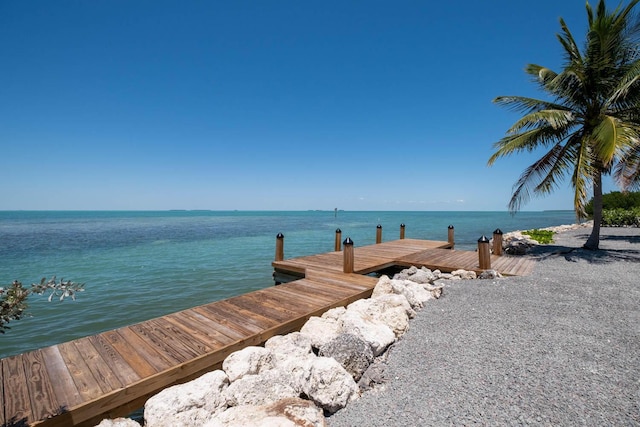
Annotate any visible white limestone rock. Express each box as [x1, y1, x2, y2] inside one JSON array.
[[222, 346, 274, 383], [205, 398, 326, 427], [300, 315, 341, 350], [338, 309, 396, 356], [95, 418, 141, 427], [321, 306, 347, 320], [265, 332, 314, 359], [223, 369, 299, 407], [408, 267, 437, 284], [347, 297, 410, 337], [371, 275, 393, 298], [297, 356, 360, 413], [318, 333, 374, 381], [390, 279, 432, 309], [370, 292, 416, 319], [451, 269, 476, 279], [144, 370, 229, 427]]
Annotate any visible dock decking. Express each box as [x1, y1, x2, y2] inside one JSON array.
[[272, 238, 535, 279], [1, 237, 535, 426]]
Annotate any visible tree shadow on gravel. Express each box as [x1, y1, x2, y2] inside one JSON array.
[[526, 232, 640, 264]]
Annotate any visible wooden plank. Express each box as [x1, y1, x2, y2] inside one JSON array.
[[147, 318, 212, 356], [228, 293, 300, 323], [192, 306, 257, 338], [40, 346, 84, 409], [57, 341, 105, 401], [180, 309, 245, 343], [72, 338, 123, 393], [87, 335, 140, 386], [264, 286, 330, 311], [100, 330, 162, 378], [129, 321, 196, 363], [164, 312, 235, 348], [207, 300, 279, 332], [253, 287, 327, 314], [2, 355, 32, 426], [22, 349, 61, 422]]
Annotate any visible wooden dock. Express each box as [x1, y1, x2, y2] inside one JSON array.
[[1, 236, 535, 427], [273, 238, 535, 280]]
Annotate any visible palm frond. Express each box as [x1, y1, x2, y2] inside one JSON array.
[[507, 142, 574, 212], [488, 125, 573, 166], [493, 95, 569, 114], [615, 141, 640, 190], [557, 18, 583, 64], [507, 109, 576, 134], [591, 116, 639, 165], [571, 136, 595, 218]]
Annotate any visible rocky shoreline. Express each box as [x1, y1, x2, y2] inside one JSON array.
[[98, 222, 640, 427], [97, 266, 495, 427]]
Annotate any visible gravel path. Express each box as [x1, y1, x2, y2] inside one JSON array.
[[327, 227, 640, 426]]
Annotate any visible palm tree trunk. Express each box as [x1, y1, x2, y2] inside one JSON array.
[[584, 169, 603, 250]]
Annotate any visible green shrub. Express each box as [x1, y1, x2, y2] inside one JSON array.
[[522, 229, 554, 244], [586, 191, 640, 215], [601, 207, 640, 227]]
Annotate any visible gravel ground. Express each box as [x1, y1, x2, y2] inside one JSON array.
[[327, 227, 640, 426]]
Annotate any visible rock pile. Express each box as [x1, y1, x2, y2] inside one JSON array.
[[96, 266, 490, 427], [498, 221, 592, 255]]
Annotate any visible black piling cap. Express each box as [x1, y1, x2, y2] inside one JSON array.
[[400, 223, 405, 227], [376, 224, 382, 229], [478, 235, 490, 243], [494, 228, 503, 235], [448, 224, 454, 229], [335, 228, 341, 233], [277, 233, 284, 239], [343, 237, 354, 245]]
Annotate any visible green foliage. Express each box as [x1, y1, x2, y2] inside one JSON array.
[[0, 277, 84, 334], [585, 191, 640, 215], [522, 229, 555, 244], [601, 207, 640, 226]]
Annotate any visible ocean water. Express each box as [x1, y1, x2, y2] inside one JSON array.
[[0, 210, 578, 358]]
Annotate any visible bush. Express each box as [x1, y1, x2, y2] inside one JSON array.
[[585, 191, 640, 215], [522, 229, 554, 244], [601, 207, 640, 227]]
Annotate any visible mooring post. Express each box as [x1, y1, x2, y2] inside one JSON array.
[[400, 223, 405, 239], [493, 228, 503, 256], [478, 235, 491, 270], [343, 237, 354, 273], [376, 224, 382, 244], [275, 233, 284, 261], [335, 228, 342, 252], [448, 225, 455, 248]]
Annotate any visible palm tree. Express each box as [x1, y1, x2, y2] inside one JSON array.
[[488, 0, 640, 250]]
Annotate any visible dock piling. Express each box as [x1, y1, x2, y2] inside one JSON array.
[[335, 228, 342, 252], [376, 224, 382, 244], [448, 225, 455, 248], [343, 237, 354, 273], [478, 235, 491, 270], [400, 223, 405, 239], [275, 233, 284, 261], [493, 229, 503, 256]]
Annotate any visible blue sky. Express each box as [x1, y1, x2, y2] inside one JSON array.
[[0, 0, 624, 211]]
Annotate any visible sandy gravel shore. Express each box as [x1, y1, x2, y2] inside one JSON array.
[[327, 227, 640, 426]]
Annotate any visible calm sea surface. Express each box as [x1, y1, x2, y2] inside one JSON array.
[[0, 210, 577, 358]]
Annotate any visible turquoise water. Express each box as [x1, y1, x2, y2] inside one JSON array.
[[0, 210, 578, 358]]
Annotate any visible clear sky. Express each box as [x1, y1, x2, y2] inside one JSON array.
[[0, 0, 624, 211]]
